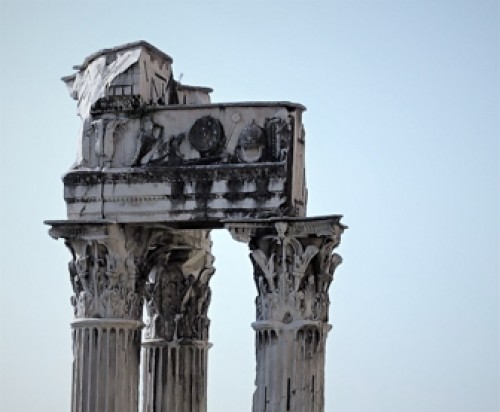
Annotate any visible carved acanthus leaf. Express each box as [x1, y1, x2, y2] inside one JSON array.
[[143, 233, 215, 342], [241, 219, 345, 323], [64, 225, 155, 320], [251, 250, 276, 293], [292, 244, 319, 291]]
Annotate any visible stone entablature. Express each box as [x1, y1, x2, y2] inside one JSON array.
[[64, 102, 306, 223], [62, 40, 307, 225]]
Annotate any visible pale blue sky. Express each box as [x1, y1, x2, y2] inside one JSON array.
[[0, 1, 498, 411]]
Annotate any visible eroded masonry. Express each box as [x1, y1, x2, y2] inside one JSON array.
[[45, 41, 346, 412]]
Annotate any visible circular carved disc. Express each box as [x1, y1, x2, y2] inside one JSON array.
[[188, 116, 223, 153]]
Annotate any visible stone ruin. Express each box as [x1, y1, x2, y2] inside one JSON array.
[[45, 41, 346, 412]]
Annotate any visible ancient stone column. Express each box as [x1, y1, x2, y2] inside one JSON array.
[[227, 217, 345, 412], [48, 40, 334, 412], [48, 223, 153, 412], [142, 229, 214, 412]]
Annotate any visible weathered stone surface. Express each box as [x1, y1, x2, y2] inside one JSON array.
[[176, 84, 212, 105], [48, 222, 216, 412], [47, 41, 345, 412], [61, 41, 306, 225], [143, 231, 214, 341], [62, 41, 175, 120], [49, 222, 148, 320], [142, 229, 214, 412], [63, 103, 306, 224], [226, 216, 345, 412], [49, 222, 151, 412], [70, 320, 142, 412]]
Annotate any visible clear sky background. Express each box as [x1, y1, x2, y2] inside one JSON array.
[[0, 1, 498, 411]]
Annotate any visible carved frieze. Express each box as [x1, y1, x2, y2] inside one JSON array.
[[74, 106, 300, 170], [65, 103, 306, 223]]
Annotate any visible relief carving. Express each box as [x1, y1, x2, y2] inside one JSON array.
[[143, 232, 214, 342], [132, 115, 227, 167], [130, 114, 292, 168], [264, 116, 292, 162], [246, 221, 343, 323], [78, 118, 129, 168], [101, 119, 128, 167], [76, 110, 296, 171], [146, 132, 186, 166], [237, 121, 266, 163], [131, 116, 164, 166], [188, 115, 225, 156], [64, 226, 151, 320]]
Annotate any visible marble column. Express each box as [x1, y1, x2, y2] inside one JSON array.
[[227, 217, 345, 412], [49, 223, 153, 412], [142, 229, 214, 412]]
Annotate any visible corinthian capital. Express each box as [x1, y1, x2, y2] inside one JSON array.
[[226, 216, 346, 324], [143, 230, 214, 342], [49, 222, 156, 320]]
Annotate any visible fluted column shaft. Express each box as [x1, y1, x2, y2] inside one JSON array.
[[71, 319, 142, 412], [49, 223, 154, 412], [142, 230, 214, 412], [142, 341, 211, 412], [252, 323, 330, 412]]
